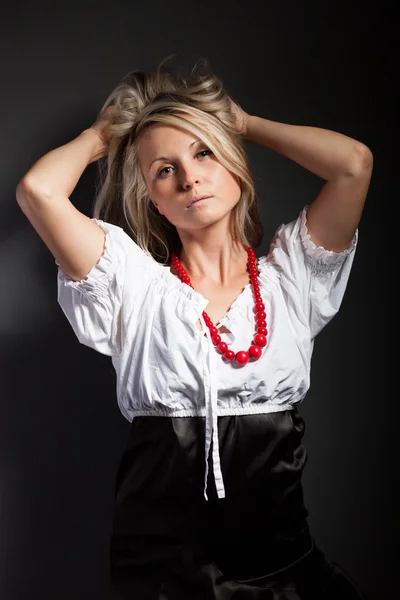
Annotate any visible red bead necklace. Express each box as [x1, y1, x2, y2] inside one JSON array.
[[171, 247, 268, 365]]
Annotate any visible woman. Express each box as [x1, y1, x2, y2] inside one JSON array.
[[16, 59, 372, 599]]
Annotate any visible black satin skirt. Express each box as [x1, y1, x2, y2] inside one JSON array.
[[108, 409, 365, 599]]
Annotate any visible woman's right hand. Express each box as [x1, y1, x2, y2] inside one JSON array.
[[86, 105, 116, 162]]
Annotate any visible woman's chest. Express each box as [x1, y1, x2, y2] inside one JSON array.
[[188, 273, 252, 333]]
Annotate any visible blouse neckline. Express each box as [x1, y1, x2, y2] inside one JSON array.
[[159, 255, 270, 328]]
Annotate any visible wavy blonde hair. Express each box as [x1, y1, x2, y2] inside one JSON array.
[[92, 57, 263, 264]]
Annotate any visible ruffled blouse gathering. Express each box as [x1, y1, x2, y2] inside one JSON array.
[[56, 205, 358, 499]]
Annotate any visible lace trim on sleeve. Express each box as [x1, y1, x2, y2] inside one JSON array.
[[56, 218, 118, 300], [299, 205, 358, 275]]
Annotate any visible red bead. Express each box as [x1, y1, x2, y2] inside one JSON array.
[[254, 334, 267, 347], [257, 327, 268, 336], [209, 325, 218, 336], [255, 301, 265, 312], [236, 351, 250, 364], [224, 349, 235, 360], [257, 310, 266, 320], [257, 319, 267, 328], [249, 345, 262, 359], [217, 341, 228, 353], [212, 333, 221, 345]]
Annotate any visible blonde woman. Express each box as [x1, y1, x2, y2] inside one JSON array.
[[16, 59, 372, 599]]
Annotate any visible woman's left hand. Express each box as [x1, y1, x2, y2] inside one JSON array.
[[229, 99, 250, 137]]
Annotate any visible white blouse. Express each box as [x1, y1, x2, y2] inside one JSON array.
[[56, 205, 358, 500]]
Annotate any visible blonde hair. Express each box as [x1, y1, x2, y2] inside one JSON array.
[[92, 57, 263, 264]]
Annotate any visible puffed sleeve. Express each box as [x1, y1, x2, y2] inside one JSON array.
[[56, 218, 158, 356], [267, 205, 358, 338]]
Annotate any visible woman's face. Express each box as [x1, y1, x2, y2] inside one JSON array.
[[137, 123, 241, 232]]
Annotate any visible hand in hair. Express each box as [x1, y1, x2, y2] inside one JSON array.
[[229, 99, 250, 138], [88, 105, 117, 161]]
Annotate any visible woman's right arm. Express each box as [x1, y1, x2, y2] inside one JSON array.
[[16, 125, 109, 282]]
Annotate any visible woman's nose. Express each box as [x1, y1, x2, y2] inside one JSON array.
[[183, 179, 199, 190], [181, 168, 200, 190]]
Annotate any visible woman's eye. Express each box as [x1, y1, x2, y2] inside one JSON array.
[[158, 166, 173, 178], [198, 149, 212, 158]]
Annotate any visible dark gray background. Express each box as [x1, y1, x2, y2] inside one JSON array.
[[0, 1, 393, 599]]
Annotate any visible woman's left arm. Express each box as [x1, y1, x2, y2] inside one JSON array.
[[240, 111, 373, 252]]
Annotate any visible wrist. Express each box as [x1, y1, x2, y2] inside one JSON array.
[[244, 115, 259, 141], [79, 128, 106, 163]]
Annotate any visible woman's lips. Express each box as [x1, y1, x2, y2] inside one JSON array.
[[189, 195, 212, 207]]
